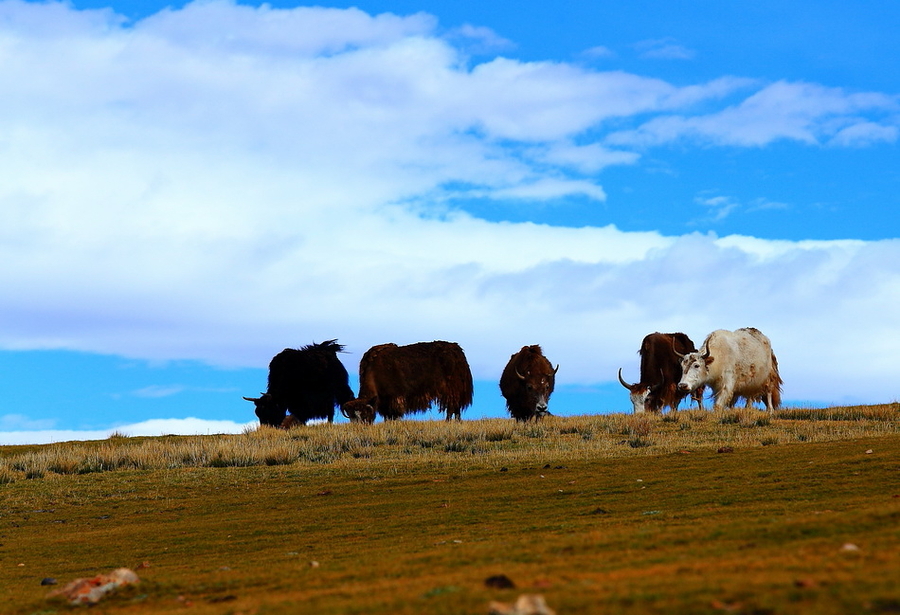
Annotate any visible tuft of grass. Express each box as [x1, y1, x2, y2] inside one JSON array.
[[0, 465, 18, 484], [623, 415, 653, 438], [775, 404, 900, 421]]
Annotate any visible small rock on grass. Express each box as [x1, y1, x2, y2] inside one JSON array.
[[484, 574, 516, 589], [47, 568, 139, 606], [489, 594, 555, 615]]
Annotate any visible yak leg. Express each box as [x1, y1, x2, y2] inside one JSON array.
[[718, 373, 741, 412], [692, 386, 705, 410], [713, 383, 734, 412]]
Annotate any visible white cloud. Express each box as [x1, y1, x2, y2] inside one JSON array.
[[830, 121, 899, 147], [692, 193, 790, 223], [1, 0, 899, 413], [607, 81, 900, 147], [1, 413, 57, 431], [0, 418, 256, 445], [528, 141, 640, 173], [446, 23, 514, 54], [696, 195, 740, 221], [581, 45, 615, 59], [131, 385, 187, 398], [487, 178, 608, 201], [635, 38, 695, 60], [136, 1, 437, 56]]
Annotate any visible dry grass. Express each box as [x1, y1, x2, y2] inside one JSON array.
[[2, 404, 900, 615], [2, 404, 898, 483]]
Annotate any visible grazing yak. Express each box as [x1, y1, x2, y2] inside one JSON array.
[[244, 340, 354, 427], [618, 332, 705, 413], [500, 345, 558, 421], [677, 328, 783, 412], [341, 341, 473, 423]]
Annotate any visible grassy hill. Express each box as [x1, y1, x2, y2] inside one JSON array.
[[2, 406, 899, 614]]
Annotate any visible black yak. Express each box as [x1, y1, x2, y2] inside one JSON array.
[[341, 341, 473, 423], [499, 345, 558, 421], [244, 340, 354, 427]]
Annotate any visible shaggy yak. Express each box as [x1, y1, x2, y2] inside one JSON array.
[[244, 340, 354, 427], [341, 341, 473, 423], [499, 345, 558, 421]]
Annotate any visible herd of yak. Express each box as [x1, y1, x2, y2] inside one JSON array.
[[244, 328, 783, 427]]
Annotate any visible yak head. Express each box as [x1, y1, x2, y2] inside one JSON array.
[[618, 368, 671, 413], [515, 367, 555, 418], [243, 393, 287, 427], [341, 397, 377, 424], [676, 347, 713, 394], [617, 368, 655, 413]]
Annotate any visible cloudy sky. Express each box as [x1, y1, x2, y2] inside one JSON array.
[[2, 0, 899, 444]]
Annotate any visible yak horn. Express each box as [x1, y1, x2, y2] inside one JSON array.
[[553, 364, 560, 374], [242, 396, 260, 402], [617, 368, 634, 389], [515, 368, 526, 380], [671, 337, 686, 359]]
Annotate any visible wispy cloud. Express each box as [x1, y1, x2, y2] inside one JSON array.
[[693, 193, 789, 222], [696, 195, 741, 221], [607, 81, 900, 147], [0, 417, 256, 446], [1, 413, 57, 431], [830, 121, 899, 147], [130, 385, 187, 398], [446, 23, 515, 54], [581, 45, 616, 59], [635, 38, 696, 60]]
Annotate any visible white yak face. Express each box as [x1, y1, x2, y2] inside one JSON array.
[[678, 352, 708, 393], [629, 386, 652, 414], [618, 368, 651, 414]]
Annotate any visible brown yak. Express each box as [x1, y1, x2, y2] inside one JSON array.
[[499, 345, 558, 421], [618, 332, 704, 413], [341, 341, 473, 423]]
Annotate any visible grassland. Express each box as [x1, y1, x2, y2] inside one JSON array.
[[2, 405, 899, 614]]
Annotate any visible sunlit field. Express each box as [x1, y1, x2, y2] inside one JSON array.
[[2, 405, 899, 614]]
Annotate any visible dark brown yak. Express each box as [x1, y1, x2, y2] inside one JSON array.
[[341, 341, 473, 423], [243, 340, 354, 427], [499, 345, 558, 421], [618, 332, 704, 413]]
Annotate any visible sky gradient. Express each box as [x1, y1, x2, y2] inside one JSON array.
[[1, 0, 899, 444]]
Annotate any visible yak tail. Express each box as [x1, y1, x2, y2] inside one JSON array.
[[768, 352, 784, 409]]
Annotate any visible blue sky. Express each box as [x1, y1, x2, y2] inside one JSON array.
[[1, 0, 899, 444]]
